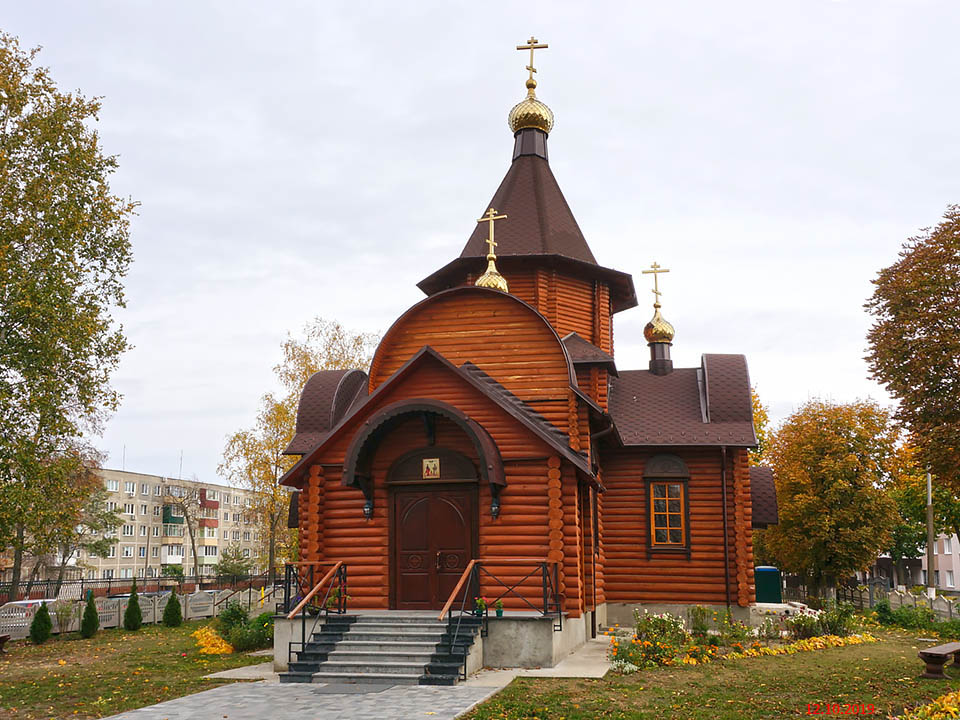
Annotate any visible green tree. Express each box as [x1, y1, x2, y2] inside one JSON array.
[[217, 543, 253, 577], [162, 592, 182, 627], [80, 590, 99, 638], [0, 33, 135, 597], [749, 387, 771, 467], [220, 318, 377, 582], [866, 205, 960, 491], [30, 601, 52, 644], [123, 577, 142, 631], [162, 563, 185, 590], [764, 400, 898, 594]]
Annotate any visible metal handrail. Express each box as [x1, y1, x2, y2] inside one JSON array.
[[285, 562, 348, 664], [287, 562, 343, 619]]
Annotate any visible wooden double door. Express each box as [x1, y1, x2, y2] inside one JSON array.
[[391, 486, 477, 610]]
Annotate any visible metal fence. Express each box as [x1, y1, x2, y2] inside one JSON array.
[[1, 572, 275, 603]]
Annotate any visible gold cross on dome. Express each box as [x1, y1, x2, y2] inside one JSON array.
[[477, 208, 507, 258], [641, 262, 670, 302], [517, 36, 548, 83]]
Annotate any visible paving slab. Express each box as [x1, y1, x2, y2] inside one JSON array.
[[205, 661, 277, 681], [465, 636, 611, 687], [103, 681, 501, 720]]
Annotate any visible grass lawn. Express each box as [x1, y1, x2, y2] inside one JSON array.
[[0, 620, 266, 720], [464, 630, 960, 719]]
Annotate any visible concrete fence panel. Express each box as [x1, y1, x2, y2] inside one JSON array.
[[0, 602, 37, 640], [185, 591, 214, 620], [96, 598, 119, 629]]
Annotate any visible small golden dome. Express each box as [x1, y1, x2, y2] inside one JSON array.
[[508, 80, 555, 134], [476, 259, 509, 292], [644, 303, 675, 343]]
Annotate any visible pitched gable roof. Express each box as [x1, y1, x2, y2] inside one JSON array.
[[561, 332, 618, 376], [284, 368, 368, 455]]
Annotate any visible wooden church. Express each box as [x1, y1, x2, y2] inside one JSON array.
[[280, 39, 776, 644]]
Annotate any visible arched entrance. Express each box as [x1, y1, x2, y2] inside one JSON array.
[[341, 399, 505, 610]]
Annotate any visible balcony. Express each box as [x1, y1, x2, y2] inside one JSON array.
[[198, 518, 218, 528], [162, 524, 185, 538]]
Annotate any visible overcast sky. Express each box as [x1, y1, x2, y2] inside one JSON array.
[[6, 1, 958, 484]]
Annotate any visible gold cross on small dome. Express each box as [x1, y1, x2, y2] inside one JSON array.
[[642, 262, 670, 304], [477, 208, 507, 260], [517, 36, 548, 86]]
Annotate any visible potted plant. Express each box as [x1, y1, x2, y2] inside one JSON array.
[[475, 597, 487, 616], [495, 599, 503, 617]]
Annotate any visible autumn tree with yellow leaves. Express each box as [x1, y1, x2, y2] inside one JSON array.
[[219, 318, 377, 582], [764, 399, 898, 594]]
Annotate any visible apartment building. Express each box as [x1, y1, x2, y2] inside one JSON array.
[[921, 534, 960, 593], [80, 469, 263, 580]]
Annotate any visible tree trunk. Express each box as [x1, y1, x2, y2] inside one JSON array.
[[7, 525, 25, 602], [54, 545, 71, 597], [268, 512, 278, 586], [185, 516, 200, 581], [24, 560, 42, 599]]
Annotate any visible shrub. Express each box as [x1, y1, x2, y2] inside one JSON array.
[[819, 601, 856, 637], [874, 598, 894, 624], [163, 592, 183, 627], [633, 609, 687, 647], [30, 602, 53, 644], [757, 616, 782, 641], [81, 592, 99, 638], [53, 601, 78, 634], [688, 605, 710, 638], [123, 578, 142, 631], [891, 604, 936, 629], [718, 608, 751, 646], [227, 616, 273, 651], [218, 601, 248, 634], [786, 613, 821, 640], [934, 619, 960, 640]]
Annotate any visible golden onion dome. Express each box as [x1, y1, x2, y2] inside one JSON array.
[[643, 303, 675, 343], [508, 79, 555, 134], [475, 258, 509, 292]]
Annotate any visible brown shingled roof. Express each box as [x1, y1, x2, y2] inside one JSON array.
[[283, 368, 368, 455], [562, 332, 618, 376], [750, 466, 779, 528], [607, 354, 757, 447]]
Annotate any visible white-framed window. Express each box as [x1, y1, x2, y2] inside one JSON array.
[[141, 483, 150, 495], [103, 569, 114, 579], [137, 567, 145, 578], [232, 530, 240, 540], [123, 503, 135, 516], [948, 570, 955, 587], [154, 485, 162, 496], [138, 546, 146, 558], [202, 527, 216, 539], [242, 548, 250, 558], [203, 545, 218, 557], [164, 544, 184, 557], [124, 481, 136, 494], [139, 525, 147, 536], [946, 537, 953, 554], [234, 496, 240, 505], [169, 506, 184, 518], [222, 530, 228, 539], [151, 546, 159, 558], [122, 545, 134, 557], [223, 494, 231, 505], [206, 490, 218, 501], [140, 504, 148, 515], [223, 512, 229, 521], [153, 526, 160, 537], [106, 479, 120, 492], [233, 513, 240, 522], [121, 567, 132, 578], [153, 506, 161, 516], [243, 531, 250, 542], [106, 501, 118, 511], [122, 525, 134, 536]]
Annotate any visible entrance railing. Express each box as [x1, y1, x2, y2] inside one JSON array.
[[283, 562, 348, 663], [438, 558, 562, 680]]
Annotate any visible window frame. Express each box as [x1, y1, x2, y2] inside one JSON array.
[[644, 454, 692, 559]]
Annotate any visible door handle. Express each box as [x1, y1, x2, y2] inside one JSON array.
[[436, 551, 442, 570]]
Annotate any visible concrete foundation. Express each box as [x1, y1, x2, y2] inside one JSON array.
[[481, 612, 588, 668], [604, 602, 752, 628], [273, 615, 297, 672]]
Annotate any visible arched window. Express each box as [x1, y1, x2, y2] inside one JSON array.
[[644, 454, 691, 558]]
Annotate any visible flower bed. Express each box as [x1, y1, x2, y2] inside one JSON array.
[[190, 625, 233, 655], [725, 632, 878, 659], [902, 689, 960, 720]]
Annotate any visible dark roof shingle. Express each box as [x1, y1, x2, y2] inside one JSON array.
[[750, 466, 779, 528], [284, 368, 368, 455]]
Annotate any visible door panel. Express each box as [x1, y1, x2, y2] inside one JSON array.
[[393, 487, 475, 609]]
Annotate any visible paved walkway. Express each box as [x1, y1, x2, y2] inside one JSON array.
[[104, 683, 500, 720], [104, 636, 611, 719]]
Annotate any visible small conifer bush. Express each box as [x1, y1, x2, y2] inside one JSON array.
[[124, 577, 143, 631], [163, 592, 183, 627], [30, 601, 53, 644], [81, 590, 99, 638]]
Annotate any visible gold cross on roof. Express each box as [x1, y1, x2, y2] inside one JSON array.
[[477, 208, 507, 258], [517, 36, 548, 83], [641, 262, 670, 303]]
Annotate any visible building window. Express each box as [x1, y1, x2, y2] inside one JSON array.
[[106, 501, 118, 511], [223, 494, 231, 505], [140, 525, 147, 536], [123, 503, 135, 516], [644, 454, 691, 557], [151, 546, 159, 558], [948, 570, 955, 587], [141, 483, 150, 495], [233, 530, 240, 541], [243, 531, 250, 542], [154, 506, 161, 516], [107, 545, 117, 558], [222, 530, 228, 539], [106, 479, 120, 492], [140, 504, 148, 515], [154, 485, 162, 496], [202, 545, 218, 557], [242, 548, 250, 558], [124, 481, 136, 494], [121, 567, 132, 578], [233, 513, 240, 522], [206, 489, 218, 501], [223, 512, 229, 521], [935, 570, 941, 586], [946, 537, 953, 554], [122, 525, 134, 536], [138, 546, 146, 558], [103, 569, 114, 579], [122, 545, 134, 557], [153, 526, 160, 537]]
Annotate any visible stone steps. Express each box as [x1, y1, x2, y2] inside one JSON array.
[[279, 613, 480, 686]]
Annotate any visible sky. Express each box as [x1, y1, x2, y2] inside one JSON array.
[[5, 1, 958, 484]]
